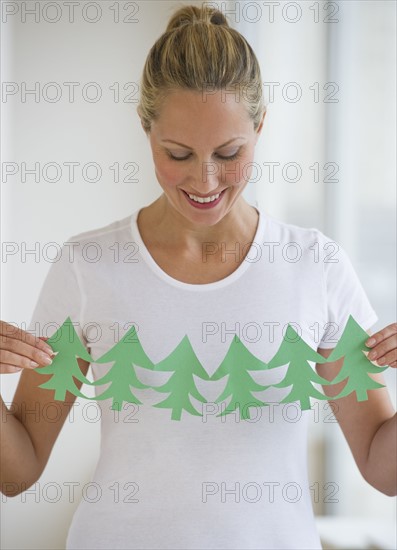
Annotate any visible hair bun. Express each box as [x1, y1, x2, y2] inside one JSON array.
[[165, 4, 229, 33], [209, 10, 228, 26]]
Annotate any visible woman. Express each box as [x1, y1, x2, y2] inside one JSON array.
[[1, 4, 396, 549]]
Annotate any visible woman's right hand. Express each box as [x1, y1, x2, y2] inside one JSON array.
[[0, 321, 56, 374]]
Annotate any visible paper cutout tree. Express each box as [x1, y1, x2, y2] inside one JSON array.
[[34, 315, 392, 419], [92, 325, 154, 411], [211, 335, 269, 420], [267, 325, 330, 410], [327, 315, 387, 401], [35, 317, 93, 400], [152, 335, 210, 420]]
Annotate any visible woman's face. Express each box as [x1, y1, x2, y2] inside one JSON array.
[[145, 89, 265, 226]]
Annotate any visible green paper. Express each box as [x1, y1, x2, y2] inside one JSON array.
[[34, 315, 391, 421], [327, 315, 387, 401], [35, 317, 93, 400], [91, 325, 154, 411], [210, 335, 269, 420], [152, 335, 210, 420], [267, 325, 330, 411]]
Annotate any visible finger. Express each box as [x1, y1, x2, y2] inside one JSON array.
[[0, 365, 22, 374], [366, 323, 397, 347], [375, 348, 397, 367], [1, 335, 54, 366], [0, 322, 54, 356], [388, 360, 396, 368], [368, 333, 397, 362], [39, 336, 56, 354], [0, 349, 49, 371]]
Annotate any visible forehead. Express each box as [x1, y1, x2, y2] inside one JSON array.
[[152, 89, 253, 142]]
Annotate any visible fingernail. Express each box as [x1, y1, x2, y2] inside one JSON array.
[[40, 354, 53, 365], [369, 351, 377, 360], [377, 357, 386, 365], [30, 361, 39, 367], [366, 338, 376, 346]]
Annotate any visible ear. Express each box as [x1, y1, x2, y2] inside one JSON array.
[[255, 109, 267, 143]]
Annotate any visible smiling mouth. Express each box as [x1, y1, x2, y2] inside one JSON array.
[[182, 189, 226, 204]]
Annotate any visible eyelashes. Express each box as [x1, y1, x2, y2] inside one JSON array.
[[167, 151, 241, 162]]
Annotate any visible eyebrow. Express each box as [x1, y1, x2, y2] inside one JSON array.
[[160, 137, 245, 149]]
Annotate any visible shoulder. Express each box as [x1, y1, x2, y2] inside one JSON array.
[[58, 212, 138, 267], [67, 213, 135, 245], [258, 208, 338, 255]]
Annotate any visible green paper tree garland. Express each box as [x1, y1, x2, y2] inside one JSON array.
[[34, 315, 389, 421]]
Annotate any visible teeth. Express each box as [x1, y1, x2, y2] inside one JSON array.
[[187, 192, 221, 204]]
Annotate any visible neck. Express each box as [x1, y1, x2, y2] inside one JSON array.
[[143, 193, 259, 252]]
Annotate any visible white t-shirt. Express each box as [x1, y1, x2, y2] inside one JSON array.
[[27, 206, 378, 550]]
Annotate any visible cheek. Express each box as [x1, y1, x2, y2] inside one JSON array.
[[224, 150, 255, 185], [155, 158, 185, 188]]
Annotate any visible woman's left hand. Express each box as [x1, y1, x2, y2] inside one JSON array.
[[366, 323, 397, 368]]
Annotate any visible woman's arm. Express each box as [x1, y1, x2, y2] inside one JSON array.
[[1, 357, 90, 497], [316, 323, 397, 497]]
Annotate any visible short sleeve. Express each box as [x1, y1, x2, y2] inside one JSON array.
[[27, 239, 88, 348], [317, 232, 378, 349]]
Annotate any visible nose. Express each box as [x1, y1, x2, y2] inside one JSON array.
[[189, 158, 221, 194]]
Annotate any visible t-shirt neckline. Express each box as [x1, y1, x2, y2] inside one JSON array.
[[130, 206, 265, 292]]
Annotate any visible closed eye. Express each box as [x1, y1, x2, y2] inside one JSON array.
[[167, 151, 240, 162]]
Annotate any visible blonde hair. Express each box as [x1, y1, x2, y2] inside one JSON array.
[[137, 2, 265, 134]]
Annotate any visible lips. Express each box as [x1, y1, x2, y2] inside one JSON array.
[[182, 188, 227, 209]]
